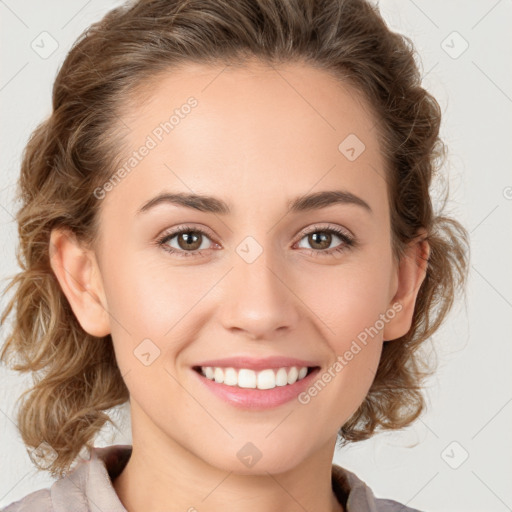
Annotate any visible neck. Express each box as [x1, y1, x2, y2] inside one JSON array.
[[113, 406, 344, 512]]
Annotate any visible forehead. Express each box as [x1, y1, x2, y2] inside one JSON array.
[[107, 60, 388, 219]]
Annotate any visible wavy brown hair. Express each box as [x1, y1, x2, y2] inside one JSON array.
[[0, 0, 470, 478]]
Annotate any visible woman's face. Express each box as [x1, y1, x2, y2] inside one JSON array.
[[80, 61, 417, 473]]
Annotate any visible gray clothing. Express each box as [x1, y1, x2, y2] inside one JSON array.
[[2, 444, 423, 511]]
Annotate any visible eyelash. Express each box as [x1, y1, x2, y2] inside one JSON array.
[[155, 223, 356, 259]]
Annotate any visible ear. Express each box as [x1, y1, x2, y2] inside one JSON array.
[[383, 229, 430, 342], [49, 228, 111, 337]]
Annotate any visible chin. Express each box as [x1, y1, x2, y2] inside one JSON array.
[[201, 444, 307, 476]]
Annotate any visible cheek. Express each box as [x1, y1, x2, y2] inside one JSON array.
[[307, 261, 393, 351], [299, 265, 390, 419], [103, 252, 209, 337], [101, 251, 223, 387]]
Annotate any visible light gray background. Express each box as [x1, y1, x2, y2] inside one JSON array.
[[1, 1, 511, 510]]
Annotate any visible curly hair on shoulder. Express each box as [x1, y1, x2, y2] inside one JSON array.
[[0, 0, 470, 478]]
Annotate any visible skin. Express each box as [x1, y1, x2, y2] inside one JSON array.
[[49, 60, 429, 512]]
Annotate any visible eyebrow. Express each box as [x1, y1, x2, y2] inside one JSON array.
[[136, 189, 373, 216]]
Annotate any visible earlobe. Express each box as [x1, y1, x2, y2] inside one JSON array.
[[49, 228, 111, 337], [383, 230, 430, 342]]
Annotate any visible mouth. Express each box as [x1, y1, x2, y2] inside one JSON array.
[[191, 364, 321, 410], [192, 365, 319, 390]]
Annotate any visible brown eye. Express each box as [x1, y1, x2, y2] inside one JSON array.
[[295, 226, 355, 257], [176, 231, 203, 251], [157, 227, 215, 257], [307, 232, 332, 250]]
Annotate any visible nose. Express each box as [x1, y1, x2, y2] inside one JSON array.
[[217, 246, 301, 340]]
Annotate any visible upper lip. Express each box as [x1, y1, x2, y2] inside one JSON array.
[[193, 356, 320, 371]]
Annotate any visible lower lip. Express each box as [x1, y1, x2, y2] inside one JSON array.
[[192, 367, 320, 410]]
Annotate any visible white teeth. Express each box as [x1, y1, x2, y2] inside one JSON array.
[[257, 369, 275, 390], [238, 369, 257, 388], [287, 366, 298, 384], [213, 367, 224, 383], [223, 367, 238, 386], [275, 367, 289, 386], [199, 365, 311, 389]]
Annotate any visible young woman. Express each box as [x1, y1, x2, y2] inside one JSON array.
[[0, 0, 469, 510]]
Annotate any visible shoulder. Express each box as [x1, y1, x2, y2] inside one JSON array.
[[1, 488, 52, 512], [373, 497, 424, 512], [332, 463, 424, 512], [1, 444, 132, 512]]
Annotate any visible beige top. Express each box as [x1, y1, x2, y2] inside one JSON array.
[[1, 445, 423, 511]]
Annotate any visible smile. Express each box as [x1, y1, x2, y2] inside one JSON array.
[[191, 365, 321, 410], [195, 365, 312, 389]]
